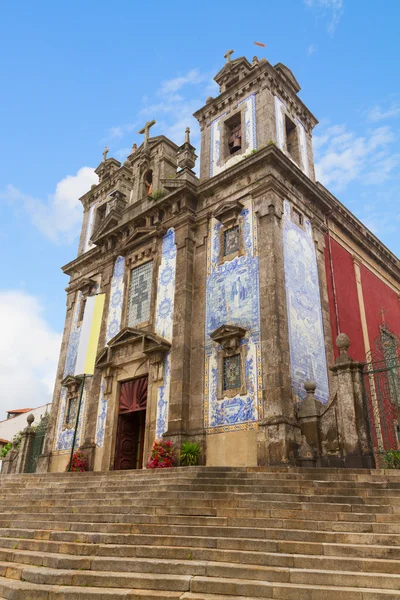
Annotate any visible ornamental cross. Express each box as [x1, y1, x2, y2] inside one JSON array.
[[224, 49, 234, 63], [137, 119, 156, 150], [132, 274, 149, 321], [378, 306, 388, 325], [102, 146, 109, 162]]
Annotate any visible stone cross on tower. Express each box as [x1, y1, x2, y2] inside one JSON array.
[[224, 49, 234, 63], [378, 306, 388, 325], [102, 146, 109, 162], [185, 127, 190, 144], [137, 120, 156, 152]]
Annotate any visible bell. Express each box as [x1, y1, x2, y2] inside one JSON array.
[[229, 124, 242, 153], [229, 133, 242, 153]]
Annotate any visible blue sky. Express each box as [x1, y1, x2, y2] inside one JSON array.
[[0, 0, 399, 414]]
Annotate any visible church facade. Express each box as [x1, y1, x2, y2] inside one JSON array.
[[41, 52, 400, 473]]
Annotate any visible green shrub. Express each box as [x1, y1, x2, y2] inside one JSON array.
[[151, 189, 166, 201], [384, 450, 400, 469], [0, 443, 11, 459], [180, 441, 201, 466]]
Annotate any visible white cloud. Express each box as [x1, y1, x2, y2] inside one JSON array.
[[137, 68, 218, 150], [159, 69, 206, 94], [307, 44, 317, 56], [0, 291, 61, 418], [313, 123, 398, 191], [367, 103, 400, 122], [106, 122, 137, 140], [305, 0, 344, 34], [0, 167, 98, 244]]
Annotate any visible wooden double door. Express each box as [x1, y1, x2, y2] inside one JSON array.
[[114, 376, 148, 470]]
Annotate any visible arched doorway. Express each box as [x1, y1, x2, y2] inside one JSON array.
[[114, 376, 148, 470]]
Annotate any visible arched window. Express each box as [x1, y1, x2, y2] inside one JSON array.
[[144, 170, 153, 196]]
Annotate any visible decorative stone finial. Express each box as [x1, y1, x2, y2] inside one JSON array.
[[132, 142, 137, 153], [224, 49, 234, 63], [185, 127, 190, 144], [304, 380, 317, 394], [252, 56, 259, 65], [336, 332, 351, 363], [102, 146, 109, 162], [26, 413, 35, 426], [206, 96, 214, 104]]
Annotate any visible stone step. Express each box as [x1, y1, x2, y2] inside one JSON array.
[[1, 542, 400, 576], [3, 526, 400, 559], [2, 518, 400, 545], [1, 511, 400, 535], [187, 577, 400, 599], [4, 558, 400, 592], [0, 576, 182, 598], [1, 467, 400, 598]]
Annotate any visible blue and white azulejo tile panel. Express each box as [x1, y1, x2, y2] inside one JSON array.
[[95, 255, 125, 448], [155, 228, 176, 343], [106, 256, 125, 344], [155, 229, 177, 438], [209, 94, 257, 177], [95, 378, 107, 448], [156, 353, 171, 439], [54, 379, 88, 452], [204, 199, 263, 433], [54, 291, 84, 451], [282, 199, 329, 405]]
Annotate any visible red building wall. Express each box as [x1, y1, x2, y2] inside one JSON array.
[[324, 236, 365, 361], [360, 265, 400, 349], [324, 234, 400, 362]]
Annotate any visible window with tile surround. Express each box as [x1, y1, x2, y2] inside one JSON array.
[[223, 354, 242, 391], [225, 112, 242, 156], [223, 225, 240, 256], [65, 397, 78, 428], [127, 262, 153, 327], [292, 207, 304, 228], [285, 114, 300, 164]]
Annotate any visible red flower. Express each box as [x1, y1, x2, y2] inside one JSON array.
[[147, 440, 175, 469]]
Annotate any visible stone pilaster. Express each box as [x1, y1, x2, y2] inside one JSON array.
[[38, 291, 78, 472], [164, 216, 196, 451], [297, 380, 322, 467], [15, 414, 35, 474], [313, 226, 335, 385], [254, 189, 298, 465], [330, 333, 374, 468]]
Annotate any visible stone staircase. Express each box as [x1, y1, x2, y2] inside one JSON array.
[[0, 467, 399, 599]]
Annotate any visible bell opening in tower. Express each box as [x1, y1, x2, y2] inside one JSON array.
[[226, 112, 242, 155]]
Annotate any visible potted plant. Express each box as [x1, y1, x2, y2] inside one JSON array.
[[180, 441, 201, 466]]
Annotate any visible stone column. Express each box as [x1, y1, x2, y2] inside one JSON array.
[[254, 188, 298, 465], [330, 333, 374, 468], [298, 380, 322, 467], [15, 414, 35, 474], [313, 226, 335, 381], [164, 215, 196, 452], [37, 290, 78, 472]]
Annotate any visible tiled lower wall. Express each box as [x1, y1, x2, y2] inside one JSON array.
[[282, 199, 329, 404]]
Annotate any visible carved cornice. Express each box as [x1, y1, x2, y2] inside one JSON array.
[[194, 58, 317, 132], [210, 324, 247, 351]]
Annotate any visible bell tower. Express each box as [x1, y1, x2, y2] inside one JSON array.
[[194, 50, 318, 182]]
